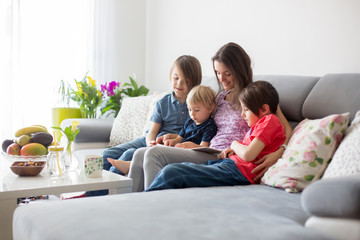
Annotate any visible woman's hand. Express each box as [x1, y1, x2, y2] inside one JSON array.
[[175, 142, 199, 149], [251, 149, 284, 182], [217, 148, 234, 159]]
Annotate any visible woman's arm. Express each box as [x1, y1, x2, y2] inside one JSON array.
[[175, 141, 210, 149], [251, 106, 292, 182], [146, 121, 161, 146]]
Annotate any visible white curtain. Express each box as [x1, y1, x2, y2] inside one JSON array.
[[0, 0, 94, 141], [0, 0, 145, 142]]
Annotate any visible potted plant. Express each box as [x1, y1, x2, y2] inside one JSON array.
[[100, 76, 149, 118], [52, 79, 82, 142]]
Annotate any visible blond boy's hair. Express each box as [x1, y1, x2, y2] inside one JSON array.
[[186, 85, 216, 111]]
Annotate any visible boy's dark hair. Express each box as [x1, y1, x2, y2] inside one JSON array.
[[170, 55, 202, 90], [239, 80, 279, 116]]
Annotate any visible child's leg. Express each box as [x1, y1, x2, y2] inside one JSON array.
[[102, 137, 146, 170], [108, 158, 131, 175], [145, 159, 250, 191]]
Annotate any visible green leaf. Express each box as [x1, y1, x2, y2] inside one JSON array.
[[304, 175, 315, 181], [316, 157, 324, 164], [329, 121, 335, 130], [309, 162, 317, 167], [325, 136, 331, 145], [52, 126, 62, 130]]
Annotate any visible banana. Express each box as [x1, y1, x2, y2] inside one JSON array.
[[15, 126, 48, 137], [30, 125, 48, 132]]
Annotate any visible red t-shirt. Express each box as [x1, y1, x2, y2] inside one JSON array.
[[229, 114, 285, 184]]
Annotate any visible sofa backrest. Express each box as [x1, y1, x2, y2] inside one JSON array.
[[302, 73, 360, 123], [207, 73, 360, 128]]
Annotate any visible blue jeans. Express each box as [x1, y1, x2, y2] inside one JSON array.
[[145, 159, 251, 191], [85, 136, 146, 197], [103, 136, 147, 171]]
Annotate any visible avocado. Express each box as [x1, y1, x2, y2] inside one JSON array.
[[30, 132, 53, 146], [2, 139, 14, 152]]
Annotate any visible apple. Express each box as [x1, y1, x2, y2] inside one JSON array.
[[7, 143, 21, 155]]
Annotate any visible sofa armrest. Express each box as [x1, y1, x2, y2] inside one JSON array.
[[301, 175, 360, 219], [60, 118, 114, 150]]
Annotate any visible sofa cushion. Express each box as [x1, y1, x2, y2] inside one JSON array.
[[301, 175, 360, 219], [303, 73, 360, 123], [323, 111, 360, 178], [13, 185, 329, 240], [262, 113, 349, 193]]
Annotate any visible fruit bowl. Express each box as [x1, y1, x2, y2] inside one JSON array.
[[10, 161, 46, 176], [1, 152, 48, 163]]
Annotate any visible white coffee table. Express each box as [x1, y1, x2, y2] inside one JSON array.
[[0, 159, 132, 240]]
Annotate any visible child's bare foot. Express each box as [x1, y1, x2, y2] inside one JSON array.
[[107, 158, 131, 174]]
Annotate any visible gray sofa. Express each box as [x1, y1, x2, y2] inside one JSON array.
[[13, 74, 360, 240]]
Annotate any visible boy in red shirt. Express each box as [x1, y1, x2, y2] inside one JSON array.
[[146, 81, 286, 190]]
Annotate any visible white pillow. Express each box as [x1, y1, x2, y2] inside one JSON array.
[[262, 113, 349, 193], [322, 111, 360, 178], [108, 95, 155, 147]]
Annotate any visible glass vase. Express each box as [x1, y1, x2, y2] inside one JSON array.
[[64, 140, 78, 170]]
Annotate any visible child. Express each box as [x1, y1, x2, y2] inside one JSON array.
[[145, 80, 286, 191], [108, 85, 218, 174], [70, 55, 202, 198]]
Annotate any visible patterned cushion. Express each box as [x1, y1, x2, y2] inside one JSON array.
[[262, 113, 350, 193], [322, 111, 360, 178], [108, 95, 155, 147]]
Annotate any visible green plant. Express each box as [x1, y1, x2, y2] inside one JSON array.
[[71, 75, 102, 118], [100, 76, 149, 117]]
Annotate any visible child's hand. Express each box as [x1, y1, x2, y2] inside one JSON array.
[[155, 136, 164, 145], [218, 148, 234, 159], [164, 139, 176, 147], [148, 140, 157, 147]]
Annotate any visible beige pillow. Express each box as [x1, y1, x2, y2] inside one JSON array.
[[323, 111, 360, 178], [108, 95, 155, 147], [262, 113, 349, 193]]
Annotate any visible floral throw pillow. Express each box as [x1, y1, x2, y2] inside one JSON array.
[[322, 111, 360, 178], [262, 113, 350, 193]]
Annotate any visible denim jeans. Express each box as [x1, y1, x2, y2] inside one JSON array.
[[103, 136, 147, 170], [85, 136, 146, 197], [146, 159, 251, 191]]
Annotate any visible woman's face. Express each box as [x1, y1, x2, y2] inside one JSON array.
[[214, 60, 235, 91]]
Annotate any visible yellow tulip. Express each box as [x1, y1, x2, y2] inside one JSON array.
[[76, 83, 83, 94], [71, 121, 80, 132], [87, 76, 96, 88], [97, 90, 102, 98]]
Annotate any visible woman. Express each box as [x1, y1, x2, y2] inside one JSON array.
[[129, 42, 292, 192]]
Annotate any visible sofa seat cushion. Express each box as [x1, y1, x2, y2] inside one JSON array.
[[13, 185, 329, 240]]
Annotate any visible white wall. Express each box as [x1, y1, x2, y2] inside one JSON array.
[[145, 0, 360, 92]]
